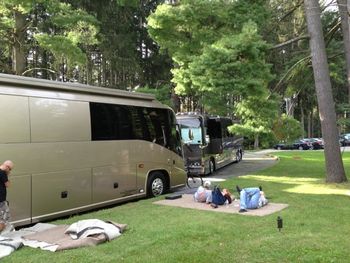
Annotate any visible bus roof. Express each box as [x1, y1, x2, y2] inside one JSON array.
[[0, 73, 156, 102], [176, 112, 229, 120]]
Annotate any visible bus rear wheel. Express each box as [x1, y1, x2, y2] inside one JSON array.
[[147, 172, 166, 197]]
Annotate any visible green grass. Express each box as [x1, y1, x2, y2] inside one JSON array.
[[4, 151, 350, 263]]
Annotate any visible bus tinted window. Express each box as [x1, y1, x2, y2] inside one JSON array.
[[117, 105, 134, 140], [178, 118, 201, 128], [207, 119, 222, 139], [90, 102, 134, 140], [90, 103, 180, 156], [169, 110, 183, 156], [143, 108, 169, 146], [90, 102, 117, 140], [131, 107, 145, 140]]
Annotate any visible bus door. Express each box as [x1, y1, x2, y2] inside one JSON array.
[[221, 119, 236, 164], [207, 118, 223, 155]]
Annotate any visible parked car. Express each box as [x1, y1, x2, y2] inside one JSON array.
[[274, 143, 292, 150], [304, 138, 324, 150], [312, 138, 324, 149], [274, 139, 312, 150], [339, 133, 350, 146], [294, 139, 313, 150]]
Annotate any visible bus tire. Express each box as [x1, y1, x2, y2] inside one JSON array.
[[147, 172, 166, 197], [236, 150, 242, 162], [209, 159, 215, 174]]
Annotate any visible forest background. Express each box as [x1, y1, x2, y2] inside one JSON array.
[[0, 0, 348, 149]]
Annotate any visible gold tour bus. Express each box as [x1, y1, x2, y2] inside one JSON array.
[[0, 73, 186, 227]]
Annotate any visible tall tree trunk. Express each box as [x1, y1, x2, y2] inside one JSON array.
[[97, 52, 102, 86], [110, 69, 115, 87], [254, 134, 259, 150], [304, 0, 347, 183], [337, 0, 350, 104], [87, 51, 93, 85], [307, 112, 312, 138], [102, 55, 107, 87], [171, 88, 180, 112], [311, 110, 315, 138], [300, 100, 305, 138], [41, 50, 48, 79], [12, 10, 26, 75]]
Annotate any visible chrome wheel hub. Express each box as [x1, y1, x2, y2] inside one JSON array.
[[152, 178, 164, 196]]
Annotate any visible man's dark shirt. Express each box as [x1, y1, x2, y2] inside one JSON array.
[[0, 169, 8, 202]]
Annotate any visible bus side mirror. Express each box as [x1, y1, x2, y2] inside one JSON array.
[[188, 129, 194, 140], [176, 124, 181, 140], [176, 131, 180, 141]]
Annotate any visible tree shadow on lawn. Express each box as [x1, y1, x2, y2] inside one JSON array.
[[220, 172, 350, 229], [221, 151, 350, 201], [237, 175, 350, 197]]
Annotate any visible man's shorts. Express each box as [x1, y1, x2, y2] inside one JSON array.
[[0, 201, 10, 224]]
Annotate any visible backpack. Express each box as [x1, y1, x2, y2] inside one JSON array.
[[211, 186, 226, 205]]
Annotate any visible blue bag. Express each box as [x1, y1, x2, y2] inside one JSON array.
[[211, 186, 226, 205]]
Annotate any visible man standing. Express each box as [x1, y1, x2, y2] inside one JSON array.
[[0, 160, 14, 232]]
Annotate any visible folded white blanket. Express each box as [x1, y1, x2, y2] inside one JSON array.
[[65, 219, 121, 241]]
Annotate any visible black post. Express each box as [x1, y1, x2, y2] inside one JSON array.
[[277, 216, 283, 232]]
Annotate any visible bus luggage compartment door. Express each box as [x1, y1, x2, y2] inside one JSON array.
[[7, 174, 31, 225], [92, 165, 137, 202], [31, 168, 91, 218]]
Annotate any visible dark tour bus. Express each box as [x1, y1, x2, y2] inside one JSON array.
[[176, 112, 243, 176]]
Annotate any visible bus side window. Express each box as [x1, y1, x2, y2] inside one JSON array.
[[146, 109, 172, 147], [141, 109, 157, 143], [90, 102, 117, 140], [170, 112, 182, 156], [90, 102, 135, 140], [116, 105, 134, 140]]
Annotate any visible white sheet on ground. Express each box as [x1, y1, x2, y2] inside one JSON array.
[[0, 236, 22, 259], [0, 220, 126, 256], [0, 223, 59, 256], [23, 219, 125, 252]]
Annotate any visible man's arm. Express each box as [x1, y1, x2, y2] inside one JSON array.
[[0, 171, 9, 187]]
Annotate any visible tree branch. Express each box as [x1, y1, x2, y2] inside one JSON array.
[[270, 35, 309, 50], [22, 68, 56, 76], [325, 20, 341, 47], [277, 0, 304, 23], [273, 55, 311, 93]]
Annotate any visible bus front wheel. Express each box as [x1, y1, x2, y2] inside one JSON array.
[[208, 159, 215, 174], [236, 150, 242, 162], [147, 172, 166, 197]]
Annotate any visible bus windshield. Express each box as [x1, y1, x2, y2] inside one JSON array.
[[178, 118, 203, 144]]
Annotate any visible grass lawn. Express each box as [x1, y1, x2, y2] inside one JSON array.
[[4, 151, 350, 263]]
